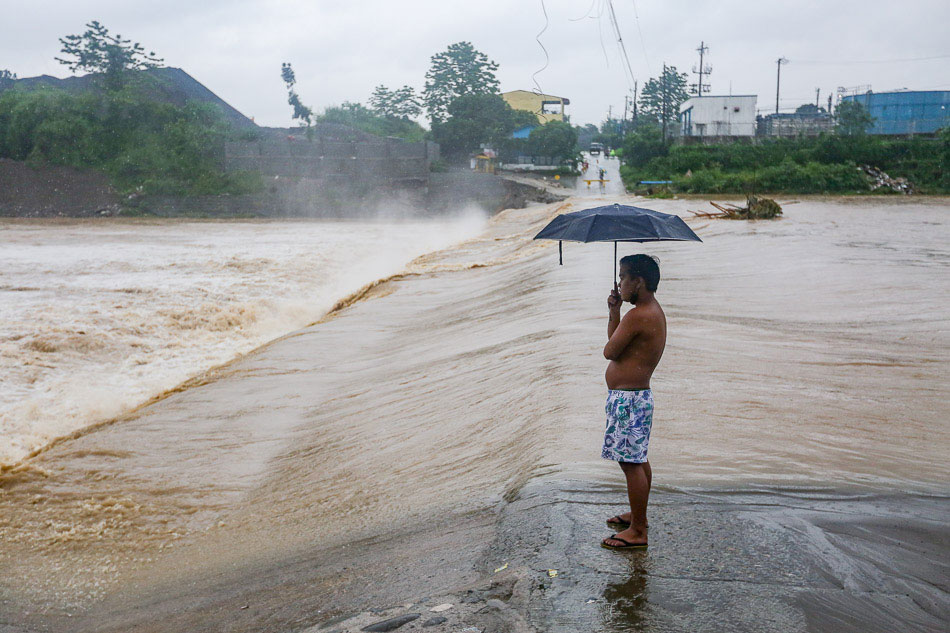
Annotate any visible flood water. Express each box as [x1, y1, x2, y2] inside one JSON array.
[[0, 214, 486, 467], [0, 193, 947, 626]]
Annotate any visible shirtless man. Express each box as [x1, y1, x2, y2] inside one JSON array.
[[600, 254, 667, 550]]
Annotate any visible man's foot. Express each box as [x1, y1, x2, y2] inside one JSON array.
[[606, 512, 648, 529], [606, 512, 632, 528], [601, 531, 648, 550]]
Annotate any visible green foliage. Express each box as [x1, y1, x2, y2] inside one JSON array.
[[835, 101, 874, 136], [0, 85, 260, 195], [527, 120, 578, 165], [432, 93, 524, 160], [574, 123, 599, 150], [619, 132, 949, 194], [795, 103, 825, 114], [594, 118, 624, 150], [318, 101, 426, 142], [621, 122, 667, 168], [56, 21, 163, 91], [638, 65, 689, 138], [667, 161, 869, 194], [423, 42, 500, 124], [370, 85, 422, 119], [281, 62, 313, 127], [0, 69, 16, 90]]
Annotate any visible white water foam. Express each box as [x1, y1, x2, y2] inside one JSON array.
[[0, 211, 486, 467]]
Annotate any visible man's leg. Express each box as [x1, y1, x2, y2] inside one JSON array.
[[603, 461, 650, 546], [608, 460, 651, 527]]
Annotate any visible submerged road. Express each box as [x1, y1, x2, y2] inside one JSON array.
[[1, 192, 948, 632]]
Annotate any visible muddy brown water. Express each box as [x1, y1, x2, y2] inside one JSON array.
[[0, 193, 947, 631]]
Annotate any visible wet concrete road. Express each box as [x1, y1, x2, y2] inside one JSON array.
[[480, 479, 949, 633], [35, 479, 946, 633]]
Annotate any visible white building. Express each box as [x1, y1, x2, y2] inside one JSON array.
[[679, 95, 757, 138]]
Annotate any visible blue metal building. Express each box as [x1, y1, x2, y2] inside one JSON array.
[[841, 90, 950, 135]]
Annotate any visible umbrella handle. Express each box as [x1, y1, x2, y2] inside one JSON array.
[[614, 241, 617, 283], [559, 240, 562, 265]]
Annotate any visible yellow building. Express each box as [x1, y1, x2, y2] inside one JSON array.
[[501, 90, 570, 124]]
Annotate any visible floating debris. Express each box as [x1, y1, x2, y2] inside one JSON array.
[[860, 165, 915, 194], [691, 196, 783, 220], [547, 569, 558, 578], [492, 563, 508, 573]]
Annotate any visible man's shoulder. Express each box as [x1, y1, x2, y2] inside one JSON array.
[[623, 302, 663, 323]]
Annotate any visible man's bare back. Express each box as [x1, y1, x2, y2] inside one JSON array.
[[604, 268, 667, 390]]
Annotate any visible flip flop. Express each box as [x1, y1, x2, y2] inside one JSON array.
[[601, 534, 648, 550], [606, 515, 631, 529]]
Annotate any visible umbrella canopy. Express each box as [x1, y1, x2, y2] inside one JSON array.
[[534, 203, 702, 244], [533, 203, 702, 277]]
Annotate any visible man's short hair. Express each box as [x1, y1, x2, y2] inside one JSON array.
[[619, 254, 660, 292]]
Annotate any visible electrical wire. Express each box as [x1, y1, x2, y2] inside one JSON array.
[[793, 54, 950, 65], [629, 0, 652, 73], [606, 0, 637, 91], [570, 0, 599, 21], [597, 1, 611, 67], [532, 0, 550, 95]]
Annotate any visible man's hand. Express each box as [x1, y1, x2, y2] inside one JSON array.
[[607, 282, 621, 312]]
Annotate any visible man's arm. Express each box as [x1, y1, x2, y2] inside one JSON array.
[[607, 283, 621, 340], [604, 309, 641, 360]]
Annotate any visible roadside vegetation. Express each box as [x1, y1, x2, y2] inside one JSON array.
[[607, 65, 950, 195], [620, 123, 950, 194], [0, 22, 261, 196]]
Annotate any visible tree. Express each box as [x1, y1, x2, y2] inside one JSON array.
[[281, 62, 313, 127], [527, 120, 578, 165], [621, 121, 667, 168], [595, 118, 624, 150], [574, 123, 600, 150], [795, 103, 826, 115], [423, 42, 500, 125], [638, 65, 689, 141], [370, 85, 422, 119], [55, 21, 163, 90], [318, 101, 426, 142], [432, 93, 527, 160], [835, 100, 874, 136], [0, 69, 16, 91]]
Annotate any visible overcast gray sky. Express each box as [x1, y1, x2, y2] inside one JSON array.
[[3, 0, 948, 127]]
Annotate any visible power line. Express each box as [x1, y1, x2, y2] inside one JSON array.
[[629, 0, 652, 72], [570, 0, 599, 21], [532, 0, 550, 95], [605, 0, 637, 91], [792, 54, 950, 65]]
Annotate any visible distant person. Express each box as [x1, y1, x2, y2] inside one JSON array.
[[600, 255, 666, 550]]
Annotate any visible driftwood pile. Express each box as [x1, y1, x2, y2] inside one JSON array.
[[860, 165, 915, 194], [690, 195, 783, 220]]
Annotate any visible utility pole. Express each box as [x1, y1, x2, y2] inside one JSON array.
[[691, 41, 712, 96], [622, 95, 629, 139], [661, 63, 669, 141], [632, 79, 638, 124], [775, 57, 788, 114]]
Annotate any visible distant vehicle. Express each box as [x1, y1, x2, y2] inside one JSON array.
[[589, 142, 604, 155]]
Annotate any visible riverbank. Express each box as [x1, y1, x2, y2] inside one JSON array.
[[0, 159, 563, 218], [1, 194, 947, 632]]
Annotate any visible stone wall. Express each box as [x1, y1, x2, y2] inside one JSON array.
[[0, 159, 120, 217], [224, 136, 437, 186]]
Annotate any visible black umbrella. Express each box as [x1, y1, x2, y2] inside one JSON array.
[[533, 203, 702, 280]]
